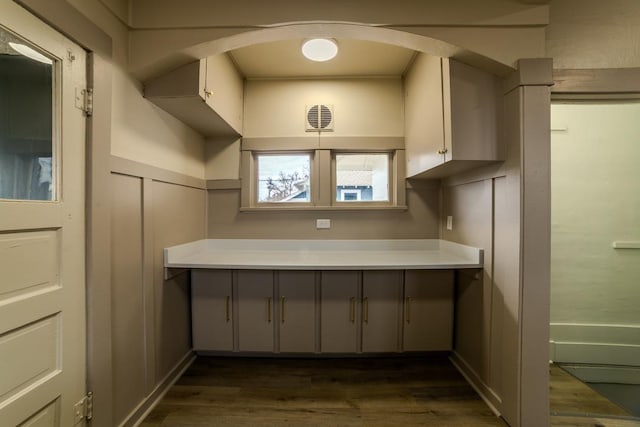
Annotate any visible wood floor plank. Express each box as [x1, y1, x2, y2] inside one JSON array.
[[550, 365, 630, 416], [141, 355, 507, 427], [142, 358, 640, 427]]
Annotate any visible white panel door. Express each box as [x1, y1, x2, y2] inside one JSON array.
[[0, 3, 86, 426]]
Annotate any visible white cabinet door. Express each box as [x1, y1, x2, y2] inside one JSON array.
[[277, 271, 317, 353], [191, 270, 233, 351], [362, 271, 402, 353], [237, 270, 275, 352], [403, 270, 455, 351], [320, 271, 360, 353]]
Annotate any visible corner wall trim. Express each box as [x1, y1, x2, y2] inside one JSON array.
[[16, 0, 112, 56], [122, 351, 195, 427], [552, 68, 640, 96], [450, 351, 502, 417], [207, 179, 242, 190], [111, 156, 206, 189], [504, 58, 554, 93], [241, 136, 405, 151]]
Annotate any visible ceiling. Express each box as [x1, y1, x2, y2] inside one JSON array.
[[228, 38, 417, 79]]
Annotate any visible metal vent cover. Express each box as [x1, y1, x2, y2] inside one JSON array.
[[305, 104, 334, 132]]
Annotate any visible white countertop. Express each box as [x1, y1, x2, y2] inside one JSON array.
[[164, 239, 483, 270]]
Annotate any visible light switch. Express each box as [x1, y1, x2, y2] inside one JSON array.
[[316, 219, 331, 229], [446, 216, 453, 231]]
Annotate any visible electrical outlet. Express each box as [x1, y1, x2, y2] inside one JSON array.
[[446, 216, 453, 231], [316, 219, 331, 229]]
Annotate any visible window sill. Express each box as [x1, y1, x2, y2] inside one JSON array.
[[239, 205, 409, 212]]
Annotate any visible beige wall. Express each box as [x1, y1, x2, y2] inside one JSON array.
[[547, 0, 640, 69], [550, 102, 640, 367], [443, 61, 553, 427], [67, 0, 206, 179], [210, 77, 431, 239], [208, 184, 439, 239], [551, 102, 640, 325], [125, 0, 547, 79], [546, 0, 640, 375], [109, 159, 206, 426], [20, 2, 563, 426], [243, 78, 404, 138]]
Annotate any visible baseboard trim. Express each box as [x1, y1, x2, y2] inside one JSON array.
[[120, 351, 196, 427], [550, 323, 640, 367], [450, 351, 502, 417]]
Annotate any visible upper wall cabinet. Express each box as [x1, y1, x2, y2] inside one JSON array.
[[144, 54, 243, 137], [404, 55, 503, 179]]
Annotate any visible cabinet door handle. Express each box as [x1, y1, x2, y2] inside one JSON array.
[[406, 296, 412, 324], [437, 148, 448, 155], [225, 296, 230, 322], [281, 296, 286, 323], [204, 89, 213, 98], [363, 297, 369, 323], [267, 297, 272, 323], [350, 297, 356, 323]]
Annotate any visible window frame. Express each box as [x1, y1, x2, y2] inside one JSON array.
[[239, 137, 406, 211], [332, 151, 393, 207], [0, 26, 60, 202], [254, 151, 315, 206]]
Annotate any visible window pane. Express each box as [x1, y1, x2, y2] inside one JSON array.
[[336, 154, 389, 202], [0, 27, 55, 201], [257, 154, 311, 203]]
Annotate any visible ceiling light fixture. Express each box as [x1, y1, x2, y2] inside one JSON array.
[[301, 38, 338, 62], [9, 42, 53, 65]]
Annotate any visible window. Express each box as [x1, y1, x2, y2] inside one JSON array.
[[335, 153, 389, 203], [256, 153, 311, 203], [240, 138, 405, 210], [0, 27, 56, 201]]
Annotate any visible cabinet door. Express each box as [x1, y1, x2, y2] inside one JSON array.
[[191, 270, 233, 351], [278, 271, 316, 353], [362, 271, 402, 353], [404, 54, 447, 177], [320, 271, 359, 353], [403, 270, 454, 351], [237, 270, 275, 352], [203, 55, 243, 134]]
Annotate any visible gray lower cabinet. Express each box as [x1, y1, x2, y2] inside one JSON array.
[[362, 271, 403, 353], [320, 271, 360, 353], [237, 270, 275, 352], [403, 270, 455, 351], [191, 269, 233, 351], [191, 268, 455, 354], [277, 271, 317, 353]]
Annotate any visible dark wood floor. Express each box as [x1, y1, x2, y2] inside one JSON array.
[[142, 355, 506, 426], [549, 365, 639, 427], [141, 356, 638, 427]]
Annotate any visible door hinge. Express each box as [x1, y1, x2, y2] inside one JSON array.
[[73, 391, 93, 423], [75, 87, 93, 116]]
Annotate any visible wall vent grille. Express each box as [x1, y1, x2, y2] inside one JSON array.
[[305, 104, 334, 132]]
